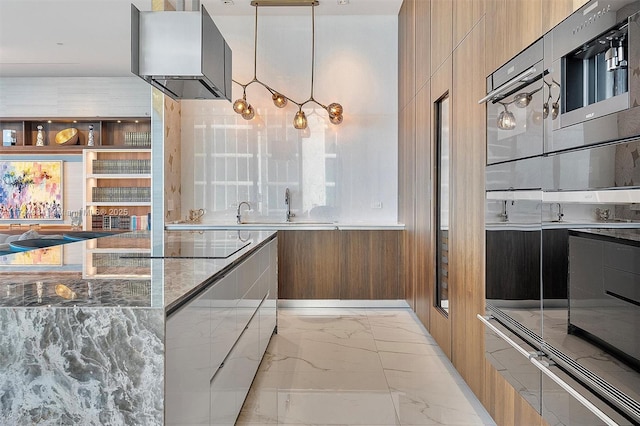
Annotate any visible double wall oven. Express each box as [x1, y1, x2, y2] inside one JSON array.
[[481, 1, 640, 425]]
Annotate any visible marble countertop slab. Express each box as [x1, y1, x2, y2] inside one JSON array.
[[568, 228, 640, 245], [165, 221, 405, 231], [0, 230, 277, 312]]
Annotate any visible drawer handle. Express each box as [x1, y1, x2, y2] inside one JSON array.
[[477, 314, 534, 359], [530, 357, 619, 426]]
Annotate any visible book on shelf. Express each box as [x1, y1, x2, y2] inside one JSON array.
[[123, 131, 151, 147], [92, 187, 151, 203], [92, 159, 151, 174], [89, 214, 150, 230]]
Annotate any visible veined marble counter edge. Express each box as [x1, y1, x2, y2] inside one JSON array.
[[165, 222, 406, 231]]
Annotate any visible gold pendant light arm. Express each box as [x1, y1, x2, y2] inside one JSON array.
[[231, 0, 343, 130], [253, 5, 259, 80]]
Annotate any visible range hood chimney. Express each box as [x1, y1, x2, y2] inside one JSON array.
[[131, 5, 232, 101]]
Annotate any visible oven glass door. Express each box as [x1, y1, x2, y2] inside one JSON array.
[[487, 65, 545, 165]]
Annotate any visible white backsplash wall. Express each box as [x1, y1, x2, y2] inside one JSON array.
[[181, 15, 398, 224]]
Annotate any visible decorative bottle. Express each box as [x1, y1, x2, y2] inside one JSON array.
[[87, 125, 95, 146], [36, 125, 44, 146]]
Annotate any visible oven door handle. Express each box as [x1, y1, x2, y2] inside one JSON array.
[[478, 314, 621, 426], [478, 67, 537, 104]]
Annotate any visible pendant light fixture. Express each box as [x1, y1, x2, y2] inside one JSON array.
[[232, 0, 343, 130]]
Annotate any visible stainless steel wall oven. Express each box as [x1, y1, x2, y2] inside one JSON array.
[[480, 1, 640, 424]]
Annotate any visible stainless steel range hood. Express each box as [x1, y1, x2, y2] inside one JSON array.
[[131, 5, 231, 101]]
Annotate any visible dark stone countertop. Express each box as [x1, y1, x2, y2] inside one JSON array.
[[0, 229, 277, 311]]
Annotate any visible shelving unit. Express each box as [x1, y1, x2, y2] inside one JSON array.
[[0, 117, 150, 154], [83, 233, 152, 279], [82, 148, 152, 231]]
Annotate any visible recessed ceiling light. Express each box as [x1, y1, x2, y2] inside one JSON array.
[[337, 0, 349, 4], [221, 0, 234, 4]]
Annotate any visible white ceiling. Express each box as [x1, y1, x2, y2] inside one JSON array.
[[0, 0, 402, 78]]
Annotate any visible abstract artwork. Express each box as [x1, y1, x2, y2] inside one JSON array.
[[0, 161, 63, 220], [0, 245, 63, 266]]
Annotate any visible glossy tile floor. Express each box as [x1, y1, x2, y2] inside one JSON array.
[[237, 308, 496, 426]]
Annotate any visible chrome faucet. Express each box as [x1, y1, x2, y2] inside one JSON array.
[[499, 200, 509, 222], [237, 201, 251, 224], [555, 203, 564, 222], [285, 188, 295, 222]]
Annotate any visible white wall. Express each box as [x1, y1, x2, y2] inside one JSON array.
[[0, 77, 150, 118], [181, 14, 398, 224]]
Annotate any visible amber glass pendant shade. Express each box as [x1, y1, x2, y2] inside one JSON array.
[[233, 98, 248, 114], [293, 110, 308, 129], [272, 93, 288, 108], [327, 102, 343, 118], [329, 113, 343, 125], [242, 104, 255, 120], [232, 3, 344, 131]]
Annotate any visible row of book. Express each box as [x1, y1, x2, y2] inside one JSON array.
[[92, 187, 151, 203], [124, 131, 151, 147], [92, 253, 150, 268], [91, 214, 150, 230], [92, 159, 151, 174]]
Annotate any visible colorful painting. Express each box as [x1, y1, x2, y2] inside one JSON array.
[[0, 161, 63, 220], [0, 245, 63, 266]]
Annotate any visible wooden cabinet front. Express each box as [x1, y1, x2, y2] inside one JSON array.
[[277, 230, 401, 300]]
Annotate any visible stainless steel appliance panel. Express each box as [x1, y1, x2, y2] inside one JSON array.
[[545, 1, 640, 152], [568, 230, 640, 369]]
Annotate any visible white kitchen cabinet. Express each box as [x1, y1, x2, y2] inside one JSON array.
[[165, 280, 215, 425], [166, 238, 277, 426]]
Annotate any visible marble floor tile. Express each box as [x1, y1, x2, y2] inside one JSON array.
[[378, 350, 452, 373], [259, 336, 383, 373], [251, 369, 391, 392], [370, 323, 435, 344], [240, 388, 400, 425], [277, 315, 374, 341], [237, 307, 494, 426]]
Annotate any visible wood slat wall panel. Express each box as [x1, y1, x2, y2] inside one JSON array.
[[277, 230, 341, 299], [415, 81, 432, 328], [399, 100, 417, 309], [450, 19, 486, 398], [431, 0, 453, 76], [542, 0, 589, 33], [485, 0, 510, 74], [483, 359, 544, 426], [399, 0, 417, 308], [486, 0, 542, 74], [428, 55, 452, 358], [399, 0, 416, 110], [506, 0, 541, 63], [453, 0, 474, 47], [415, 0, 431, 91], [454, 0, 485, 47], [541, 0, 573, 33]]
